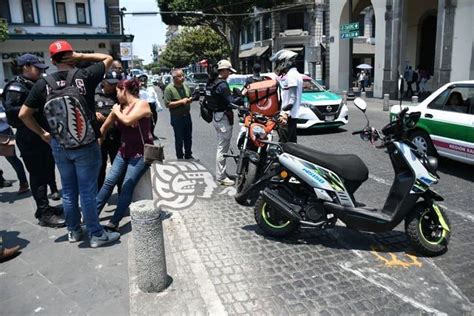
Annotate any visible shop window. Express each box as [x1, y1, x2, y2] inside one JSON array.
[[76, 3, 86, 24], [287, 12, 304, 30], [56, 2, 67, 24], [22, 0, 35, 23], [0, 1, 12, 23], [245, 24, 253, 43]]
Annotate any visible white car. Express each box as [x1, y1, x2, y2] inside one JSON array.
[[297, 75, 348, 129], [390, 80, 474, 165]]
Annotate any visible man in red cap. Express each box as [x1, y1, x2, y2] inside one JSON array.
[[19, 40, 120, 248]]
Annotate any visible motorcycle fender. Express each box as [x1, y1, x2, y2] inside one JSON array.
[[424, 189, 444, 201], [432, 203, 450, 232]]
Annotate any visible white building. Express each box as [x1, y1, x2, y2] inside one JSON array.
[[329, 0, 474, 98], [0, 0, 129, 84]]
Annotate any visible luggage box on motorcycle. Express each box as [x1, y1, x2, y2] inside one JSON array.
[[247, 79, 280, 117]]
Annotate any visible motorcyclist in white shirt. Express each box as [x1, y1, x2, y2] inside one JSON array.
[[270, 49, 303, 143]]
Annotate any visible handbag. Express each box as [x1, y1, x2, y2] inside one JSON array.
[[0, 134, 15, 157], [138, 119, 165, 164]]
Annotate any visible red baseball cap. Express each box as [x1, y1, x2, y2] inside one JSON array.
[[49, 40, 74, 57]]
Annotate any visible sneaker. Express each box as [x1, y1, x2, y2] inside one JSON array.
[[18, 182, 29, 194], [90, 231, 120, 248], [217, 177, 235, 186], [103, 221, 119, 233], [0, 245, 20, 262], [38, 212, 66, 228], [49, 191, 61, 201], [68, 227, 84, 243]]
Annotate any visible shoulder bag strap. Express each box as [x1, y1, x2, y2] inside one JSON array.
[[65, 69, 79, 87], [43, 75, 60, 90]]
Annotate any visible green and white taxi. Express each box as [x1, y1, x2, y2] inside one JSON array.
[[390, 80, 474, 165], [297, 75, 348, 129]]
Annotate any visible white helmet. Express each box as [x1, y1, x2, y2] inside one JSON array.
[[270, 49, 298, 75]]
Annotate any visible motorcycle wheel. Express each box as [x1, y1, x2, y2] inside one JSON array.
[[254, 196, 297, 237], [405, 202, 450, 256], [234, 159, 258, 206]]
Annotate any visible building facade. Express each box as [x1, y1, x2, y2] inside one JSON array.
[[329, 0, 474, 98], [238, 1, 330, 85], [0, 0, 128, 84]]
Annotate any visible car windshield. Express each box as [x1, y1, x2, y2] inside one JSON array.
[[303, 79, 325, 92], [192, 73, 208, 82]]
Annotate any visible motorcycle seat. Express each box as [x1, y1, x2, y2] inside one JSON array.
[[281, 143, 369, 183]]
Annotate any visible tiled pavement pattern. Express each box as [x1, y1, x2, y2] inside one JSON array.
[[131, 190, 472, 315]]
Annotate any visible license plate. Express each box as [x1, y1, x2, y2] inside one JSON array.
[[325, 115, 335, 121]]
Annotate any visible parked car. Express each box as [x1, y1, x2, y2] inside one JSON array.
[[390, 80, 474, 165], [227, 74, 251, 92], [297, 75, 348, 129], [187, 72, 208, 95]]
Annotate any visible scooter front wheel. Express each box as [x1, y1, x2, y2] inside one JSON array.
[[405, 202, 451, 256], [254, 196, 298, 237]]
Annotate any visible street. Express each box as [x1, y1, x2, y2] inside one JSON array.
[[129, 92, 474, 315]]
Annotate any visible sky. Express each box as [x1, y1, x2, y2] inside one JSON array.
[[121, 0, 167, 65]]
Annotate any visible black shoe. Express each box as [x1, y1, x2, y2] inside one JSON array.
[[38, 212, 66, 228], [49, 191, 61, 201], [49, 205, 64, 216], [185, 156, 199, 162]]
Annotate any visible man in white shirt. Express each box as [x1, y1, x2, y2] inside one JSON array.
[[138, 74, 162, 139], [270, 49, 303, 143]]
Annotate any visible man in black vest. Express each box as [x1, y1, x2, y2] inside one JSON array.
[[2, 54, 65, 227]]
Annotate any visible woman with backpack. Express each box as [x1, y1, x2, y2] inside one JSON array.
[[97, 78, 153, 232]]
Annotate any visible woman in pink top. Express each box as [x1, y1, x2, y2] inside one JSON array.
[[97, 78, 153, 231]]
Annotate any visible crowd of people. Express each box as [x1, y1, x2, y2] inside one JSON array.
[[0, 45, 303, 260]]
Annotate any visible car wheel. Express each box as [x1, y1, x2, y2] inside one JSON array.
[[409, 130, 436, 157]]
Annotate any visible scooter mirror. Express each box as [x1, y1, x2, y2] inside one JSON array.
[[353, 97, 367, 112]]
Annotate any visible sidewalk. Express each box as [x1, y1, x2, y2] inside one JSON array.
[[0, 165, 130, 315]]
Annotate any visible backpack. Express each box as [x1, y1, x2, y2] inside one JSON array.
[[200, 79, 227, 123], [199, 98, 213, 123], [246, 79, 280, 117], [43, 69, 97, 149]]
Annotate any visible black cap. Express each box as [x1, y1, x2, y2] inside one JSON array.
[[104, 70, 123, 84], [16, 53, 48, 69], [253, 63, 261, 72]]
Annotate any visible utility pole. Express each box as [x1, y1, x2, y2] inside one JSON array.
[[348, 0, 354, 96]]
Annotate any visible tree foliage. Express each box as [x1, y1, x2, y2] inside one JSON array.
[[0, 19, 8, 42], [156, 0, 293, 71], [159, 26, 230, 69]]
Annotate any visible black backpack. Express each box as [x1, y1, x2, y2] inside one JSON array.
[[200, 79, 227, 123], [43, 69, 97, 149]]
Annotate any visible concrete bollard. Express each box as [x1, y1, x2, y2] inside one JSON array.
[[361, 91, 366, 100], [383, 94, 390, 111], [342, 90, 348, 104], [411, 96, 419, 104], [130, 200, 170, 293]]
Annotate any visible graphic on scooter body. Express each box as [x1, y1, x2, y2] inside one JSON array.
[[253, 97, 451, 257]]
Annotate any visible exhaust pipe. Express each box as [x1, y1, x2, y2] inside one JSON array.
[[261, 188, 302, 222]]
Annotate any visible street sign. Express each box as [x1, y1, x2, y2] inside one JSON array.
[[340, 22, 360, 39], [120, 42, 133, 61]]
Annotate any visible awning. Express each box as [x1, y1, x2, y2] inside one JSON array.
[[255, 46, 269, 57], [239, 48, 256, 58], [287, 47, 304, 52], [239, 45, 270, 58]]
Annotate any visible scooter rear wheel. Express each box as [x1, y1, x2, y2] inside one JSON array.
[[254, 196, 298, 237], [405, 202, 450, 256]]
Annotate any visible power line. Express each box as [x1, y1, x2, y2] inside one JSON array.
[[124, 3, 313, 17]]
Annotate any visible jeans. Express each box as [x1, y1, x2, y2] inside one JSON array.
[[51, 139, 103, 237], [213, 112, 233, 181], [170, 113, 193, 159], [96, 152, 149, 226], [1, 128, 27, 184], [98, 130, 121, 191]]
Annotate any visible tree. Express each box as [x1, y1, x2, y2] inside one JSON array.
[[0, 18, 8, 42], [157, 0, 292, 71], [159, 26, 230, 69]]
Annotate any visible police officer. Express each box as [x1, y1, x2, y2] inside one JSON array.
[[138, 74, 159, 139], [2, 54, 65, 227], [95, 70, 122, 190], [206, 60, 242, 186]]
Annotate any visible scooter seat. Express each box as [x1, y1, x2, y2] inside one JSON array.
[[281, 143, 369, 183]]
